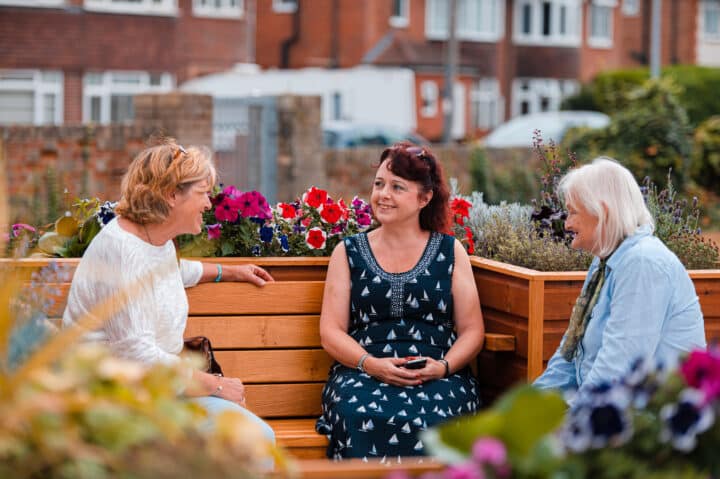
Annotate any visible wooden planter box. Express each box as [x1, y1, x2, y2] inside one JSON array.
[[470, 256, 720, 401]]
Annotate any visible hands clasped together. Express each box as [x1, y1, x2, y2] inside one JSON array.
[[362, 356, 446, 387]]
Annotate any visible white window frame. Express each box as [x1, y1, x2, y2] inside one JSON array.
[[702, 0, 720, 41], [0, 0, 64, 7], [513, 0, 581, 47], [621, 0, 639, 16], [587, 0, 616, 49], [471, 78, 503, 130], [272, 0, 297, 13], [0, 69, 63, 125], [420, 80, 439, 117], [390, 0, 410, 28], [425, 0, 504, 42], [83, 0, 177, 16], [82, 71, 174, 125], [193, 0, 243, 18], [511, 78, 578, 117]]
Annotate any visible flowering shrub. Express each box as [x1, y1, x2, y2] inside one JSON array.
[[424, 349, 720, 479], [178, 185, 374, 257]]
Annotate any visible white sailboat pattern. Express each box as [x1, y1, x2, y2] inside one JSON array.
[[361, 286, 370, 297]]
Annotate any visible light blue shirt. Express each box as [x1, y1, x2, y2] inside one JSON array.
[[534, 225, 706, 398]]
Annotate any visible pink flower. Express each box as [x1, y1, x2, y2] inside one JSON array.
[[356, 212, 372, 227], [445, 463, 484, 479], [222, 185, 242, 197], [680, 349, 720, 402], [215, 196, 240, 222], [11, 223, 36, 238], [303, 186, 328, 209], [472, 437, 507, 468], [206, 223, 222, 240], [237, 191, 272, 219], [305, 227, 327, 249]]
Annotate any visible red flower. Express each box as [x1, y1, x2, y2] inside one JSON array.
[[338, 198, 351, 220], [278, 202, 297, 219], [303, 186, 328, 209], [320, 202, 343, 224], [305, 227, 327, 249], [451, 198, 472, 226], [464, 226, 475, 254]]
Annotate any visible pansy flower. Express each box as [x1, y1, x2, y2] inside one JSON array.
[[303, 186, 328, 209], [660, 388, 715, 451], [305, 227, 327, 249]]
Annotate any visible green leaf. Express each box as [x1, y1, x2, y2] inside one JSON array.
[[220, 240, 235, 256], [433, 410, 504, 455], [178, 235, 217, 257]]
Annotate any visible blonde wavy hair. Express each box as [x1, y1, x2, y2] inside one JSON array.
[[115, 140, 217, 224]]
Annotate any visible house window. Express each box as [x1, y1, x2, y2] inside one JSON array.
[[272, 0, 297, 13], [513, 0, 581, 46], [588, 0, 616, 48], [420, 81, 439, 118], [511, 78, 577, 117], [193, 0, 243, 18], [83, 0, 177, 16], [425, 0, 504, 41], [703, 0, 720, 40], [0, 70, 63, 126], [390, 0, 410, 28], [0, 0, 64, 7], [621, 0, 639, 16], [83, 71, 174, 124], [471, 79, 503, 130]]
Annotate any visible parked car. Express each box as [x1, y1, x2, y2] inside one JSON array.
[[323, 121, 429, 148], [483, 111, 610, 149]]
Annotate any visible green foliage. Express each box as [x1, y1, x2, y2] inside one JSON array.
[[470, 148, 537, 204], [691, 116, 720, 195], [563, 77, 692, 190], [560, 83, 598, 111]]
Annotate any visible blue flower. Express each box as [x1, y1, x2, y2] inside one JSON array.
[[251, 245, 261, 256], [279, 234, 289, 253], [96, 201, 117, 227], [660, 388, 715, 452], [259, 225, 274, 243], [562, 388, 633, 452]]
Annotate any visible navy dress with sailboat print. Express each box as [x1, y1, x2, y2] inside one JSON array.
[[315, 232, 480, 460]]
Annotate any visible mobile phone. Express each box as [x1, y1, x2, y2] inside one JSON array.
[[403, 357, 427, 369]]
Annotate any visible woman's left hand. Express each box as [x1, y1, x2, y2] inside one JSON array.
[[415, 358, 448, 382], [226, 264, 275, 286]]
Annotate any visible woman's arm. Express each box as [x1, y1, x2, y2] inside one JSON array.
[[197, 262, 274, 286], [417, 239, 485, 382], [319, 242, 421, 387]]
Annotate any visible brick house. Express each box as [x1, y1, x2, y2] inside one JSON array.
[[255, 0, 716, 142], [0, 0, 252, 126]]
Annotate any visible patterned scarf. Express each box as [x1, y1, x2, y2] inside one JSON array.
[[560, 258, 609, 362]]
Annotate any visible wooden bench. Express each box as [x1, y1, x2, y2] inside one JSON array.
[[11, 257, 516, 474]]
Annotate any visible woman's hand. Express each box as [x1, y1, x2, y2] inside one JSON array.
[[414, 358, 447, 382], [214, 376, 247, 407], [364, 357, 423, 387], [225, 264, 274, 286]]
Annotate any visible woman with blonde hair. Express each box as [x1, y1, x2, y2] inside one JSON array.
[[63, 140, 275, 440], [534, 157, 705, 402]]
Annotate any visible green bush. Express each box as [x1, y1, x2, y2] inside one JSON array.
[[470, 147, 537, 204], [691, 116, 720, 195]]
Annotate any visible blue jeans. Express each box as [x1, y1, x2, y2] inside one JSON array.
[[191, 396, 276, 444]]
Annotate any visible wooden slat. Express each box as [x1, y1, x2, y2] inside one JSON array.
[[269, 419, 328, 448], [215, 349, 333, 383], [484, 332, 515, 352], [185, 315, 321, 348], [285, 447, 327, 459], [474, 270, 529, 317], [298, 458, 443, 479], [245, 383, 324, 418], [187, 281, 324, 315]]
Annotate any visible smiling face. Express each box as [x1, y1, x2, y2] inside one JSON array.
[[168, 178, 212, 236], [371, 160, 432, 227], [565, 197, 600, 255]]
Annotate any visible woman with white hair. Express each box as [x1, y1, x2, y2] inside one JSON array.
[[534, 157, 705, 400]]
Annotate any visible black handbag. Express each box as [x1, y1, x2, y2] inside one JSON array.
[[183, 335, 224, 376]]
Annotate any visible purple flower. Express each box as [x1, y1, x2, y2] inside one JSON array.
[[206, 223, 222, 240], [356, 212, 372, 227], [11, 223, 36, 238]]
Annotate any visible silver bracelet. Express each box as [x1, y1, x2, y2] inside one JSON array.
[[357, 353, 371, 373], [438, 359, 450, 378]]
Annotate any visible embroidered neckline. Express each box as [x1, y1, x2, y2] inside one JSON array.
[[356, 232, 443, 283]]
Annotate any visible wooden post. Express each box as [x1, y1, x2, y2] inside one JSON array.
[[527, 277, 545, 381]]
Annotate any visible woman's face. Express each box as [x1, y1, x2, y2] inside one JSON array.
[[169, 179, 212, 235], [371, 160, 431, 227], [565, 198, 599, 254]]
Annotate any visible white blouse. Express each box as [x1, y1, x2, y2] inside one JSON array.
[[62, 218, 203, 365]]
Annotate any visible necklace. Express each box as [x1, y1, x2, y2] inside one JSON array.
[[142, 223, 154, 246]]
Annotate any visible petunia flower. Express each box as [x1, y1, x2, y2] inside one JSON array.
[[215, 196, 240, 222], [206, 223, 222, 240], [11, 223, 36, 238], [96, 201, 118, 226], [471, 437, 507, 468], [279, 234, 289, 253], [680, 349, 720, 402], [222, 185, 242, 198], [660, 388, 715, 452], [303, 186, 328, 209], [320, 202, 344, 224], [237, 191, 272, 219], [445, 462, 485, 479], [259, 225, 274, 243], [277, 202, 297, 219], [305, 227, 327, 249]]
